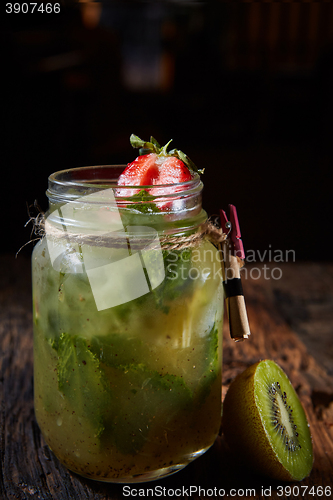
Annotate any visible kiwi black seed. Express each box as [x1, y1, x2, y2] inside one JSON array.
[[222, 360, 313, 481], [269, 381, 301, 452]]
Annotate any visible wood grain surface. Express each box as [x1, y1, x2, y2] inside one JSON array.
[[1, 255, 332, 500]]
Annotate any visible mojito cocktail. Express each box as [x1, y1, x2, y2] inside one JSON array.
[[32, 153, 223, 482]]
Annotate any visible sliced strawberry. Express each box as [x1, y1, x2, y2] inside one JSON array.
[[149, 156, 192, 206], [116, 134, 201, 209], [153, 156, 192, 185], [118, 153, 159, 187]]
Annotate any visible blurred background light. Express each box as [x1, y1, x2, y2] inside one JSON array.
[[2, 1, 332, 260]]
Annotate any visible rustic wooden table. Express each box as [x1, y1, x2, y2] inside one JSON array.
[[1, 255, 332, 500]]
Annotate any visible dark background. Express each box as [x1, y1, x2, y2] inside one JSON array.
[[2, 1, 333, 261]]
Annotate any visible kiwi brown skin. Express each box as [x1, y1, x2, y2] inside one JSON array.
[[222, 360, 313, 482]]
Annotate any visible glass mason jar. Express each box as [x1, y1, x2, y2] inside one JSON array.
[[32, 165, 223, 483]]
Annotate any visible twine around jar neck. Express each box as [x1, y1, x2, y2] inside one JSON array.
[[28, 211, 227, 252], [159, 220, 227, 250]]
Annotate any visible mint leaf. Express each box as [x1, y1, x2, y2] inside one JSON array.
[[195, 323, 220, 405], [89, 333, 145, 368], [57, 333, 111, 438], [86, 334, 193, 455], [105, 364, 193, 455], [126, 189, 161, 214], [127, 189, 155, 202]]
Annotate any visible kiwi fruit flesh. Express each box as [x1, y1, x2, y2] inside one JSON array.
[[222, 360, 313, 481]]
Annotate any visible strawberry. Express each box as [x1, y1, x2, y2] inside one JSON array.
[[117, 134, 203, 203], [153, 156, 192, 185], [117, 153, 159, 194]]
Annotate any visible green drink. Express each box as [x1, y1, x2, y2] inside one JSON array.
[[32, 165, 223, 482]]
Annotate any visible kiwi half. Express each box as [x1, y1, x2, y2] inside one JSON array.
[[222, 360, 313, 481]]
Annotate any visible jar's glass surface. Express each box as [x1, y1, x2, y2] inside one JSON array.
[[32, 166, 223, 482]]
